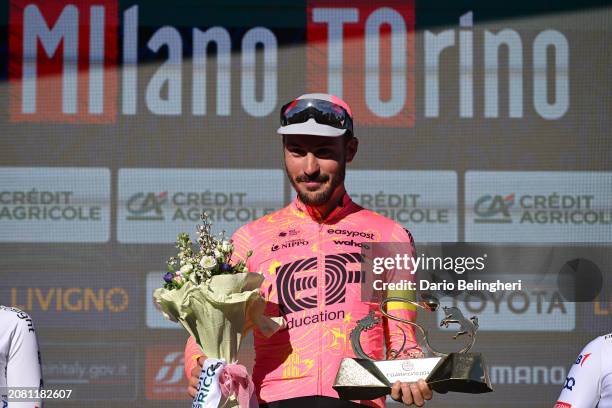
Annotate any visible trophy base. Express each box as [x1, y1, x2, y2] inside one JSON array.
[[333, 353, 492, 400], [426, 353, 493, 394]]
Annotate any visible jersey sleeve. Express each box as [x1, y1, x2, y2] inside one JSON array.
[[383, 225, 421, 359], [183, 335, 204, 380], [7, 311, 43, 408], [554, 336, 602, 408], [183, 224, 254, 380], [229, 223, 255, 270]]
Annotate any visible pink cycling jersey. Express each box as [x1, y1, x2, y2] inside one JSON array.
[[185, 193, 419, 407]]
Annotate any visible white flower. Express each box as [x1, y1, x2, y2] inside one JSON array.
[[220, 240, 233, 253], [199, 256, 217, 270], [179, 264, 193, 274], [213, 249, 224, 260]]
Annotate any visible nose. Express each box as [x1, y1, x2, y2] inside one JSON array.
[[303, 152, 320, 176]]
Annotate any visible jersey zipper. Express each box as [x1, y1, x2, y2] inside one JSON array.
[[317, 221, 324, 396]]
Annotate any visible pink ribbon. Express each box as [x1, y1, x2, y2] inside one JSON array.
[[218, 363, 258, 408]]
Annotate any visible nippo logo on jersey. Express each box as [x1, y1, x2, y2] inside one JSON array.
[[554, 402, 572, 408], [9, 0, 118, 123], [307, 0, 415, 127]]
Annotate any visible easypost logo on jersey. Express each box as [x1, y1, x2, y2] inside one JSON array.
[[437, 275, 575, 332], [345, 170, 457, 242], [0, 167, 110, 242], [118, 169, 284, 243], [465, 172, 612, 242]]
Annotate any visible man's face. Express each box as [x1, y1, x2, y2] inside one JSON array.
[[283, 134, 357, 206]]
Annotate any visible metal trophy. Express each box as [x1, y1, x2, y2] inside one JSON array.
[[333, 294, 493, 400]]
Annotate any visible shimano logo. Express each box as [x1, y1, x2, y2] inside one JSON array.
[[327, 228, 374, 240], [489, 365, 566, 385]]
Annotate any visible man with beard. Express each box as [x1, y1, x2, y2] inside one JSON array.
[[184, 94, 432, 407]]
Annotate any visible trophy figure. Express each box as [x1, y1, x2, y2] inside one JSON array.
[[333, 294, 493, 400]]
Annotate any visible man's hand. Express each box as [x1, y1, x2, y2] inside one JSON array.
[[187, 356, 205, 398], [390, 379, 433, 407]]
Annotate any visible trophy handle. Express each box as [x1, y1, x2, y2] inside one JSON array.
[[350, 311, 381, 360], [379, 297, 476, 357]]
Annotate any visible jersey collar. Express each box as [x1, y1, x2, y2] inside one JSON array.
[[291, 191, 354, 224]]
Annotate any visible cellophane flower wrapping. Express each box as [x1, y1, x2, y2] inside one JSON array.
[[152, 214, 284, 408], [153, 271, 284, 362]]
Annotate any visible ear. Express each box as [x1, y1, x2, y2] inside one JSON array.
[[345, 137, 359, 163]]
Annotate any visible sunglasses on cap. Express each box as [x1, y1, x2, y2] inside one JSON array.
[[280, 98, 353, 134]]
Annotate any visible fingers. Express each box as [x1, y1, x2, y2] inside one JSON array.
[[417, 379, 433, 401], [190, 366, 200, 378], [391, 380, 432, 407], [188, 357, 205, 398], [390, 380, 402, 401], [410, 382, 425, 406], [400, 382, 414, 406], [188, 372, 200, 389]]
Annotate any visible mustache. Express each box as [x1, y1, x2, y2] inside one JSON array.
[[295, 174, 330, 183]]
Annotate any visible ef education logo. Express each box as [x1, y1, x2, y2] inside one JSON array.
[[276, 252, 363, 314]]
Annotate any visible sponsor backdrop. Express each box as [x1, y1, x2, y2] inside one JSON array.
[[0, 0, 611, 406]]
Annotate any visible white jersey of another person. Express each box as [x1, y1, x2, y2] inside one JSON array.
[[555, 333, 612, 408], [0, 306, 43, 408]]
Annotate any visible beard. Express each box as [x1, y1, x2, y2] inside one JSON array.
[[287, 163, 346, 207]]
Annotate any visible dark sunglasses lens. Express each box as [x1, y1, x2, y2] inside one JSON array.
[[282, 100, 349, 129]]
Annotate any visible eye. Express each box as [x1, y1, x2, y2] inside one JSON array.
[[315, 148, 334, 158], [287, 146, 306, 156]]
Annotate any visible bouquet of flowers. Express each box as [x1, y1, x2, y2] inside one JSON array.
[[153, 213, 285, 408]]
